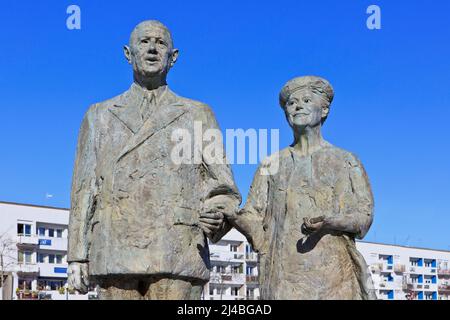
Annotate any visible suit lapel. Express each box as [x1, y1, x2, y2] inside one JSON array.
[[116, 89, 188, 163], [108, 89, 144, 134]]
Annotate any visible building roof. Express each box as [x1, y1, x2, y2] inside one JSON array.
[[0, 200, 69, 212], [357, 240, 450, 254]]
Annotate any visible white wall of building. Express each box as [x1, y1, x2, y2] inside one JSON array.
[[356, 241, 450, 300], [0, 201, 92, 300]]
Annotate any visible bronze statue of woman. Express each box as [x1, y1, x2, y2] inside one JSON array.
[[228, 76, 376, 299]]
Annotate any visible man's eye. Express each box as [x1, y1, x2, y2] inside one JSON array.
[[141, 40, 149, 44], [157, 40, 167, 46]]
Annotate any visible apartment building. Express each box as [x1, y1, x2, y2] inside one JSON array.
[[204, 228, 260, 300], [356, 241, 450, 300], [0, 201, 94, 300], [2, 200, 449, 301]]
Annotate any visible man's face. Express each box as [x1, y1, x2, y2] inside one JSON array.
[[284, 89, 326, 129], [127, 25, 176, 78]]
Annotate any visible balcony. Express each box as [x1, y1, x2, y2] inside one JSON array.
[[16, 263, 39, 273], [246, 253, 258, 262], [37, 237, 67, 251], [210, 272, 245, 284], [438, 269, 450, 276], [38, 263, 68, 278], [438, 285, 450, 292], [17, 235, 39, 246], [394, 264, 406, 273], [209, 294, 245, 300], [210, 251, 245, 262], [246, 275, 259, 284], [378, 281, 399, 290]]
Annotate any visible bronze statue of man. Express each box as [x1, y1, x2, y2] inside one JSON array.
[[67, 20, 241, 300], [228, 76, 376, 299]]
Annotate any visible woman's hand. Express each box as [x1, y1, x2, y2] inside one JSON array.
[[301, 215, 326, 234]]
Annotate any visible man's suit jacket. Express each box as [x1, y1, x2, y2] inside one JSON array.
[[67, 83, 241, 281]]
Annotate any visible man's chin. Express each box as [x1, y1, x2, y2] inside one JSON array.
[[137, 68, 164, 78]]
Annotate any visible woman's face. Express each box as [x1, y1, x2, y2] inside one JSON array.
[[284, 88, 325, 129]]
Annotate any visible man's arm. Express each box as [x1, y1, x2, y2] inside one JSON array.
[[197, 104, 241, 243], [67, 106, 98, 275]]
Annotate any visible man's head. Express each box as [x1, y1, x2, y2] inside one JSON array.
[[124, 20, 179, 80], [279, 76, 334, 129]]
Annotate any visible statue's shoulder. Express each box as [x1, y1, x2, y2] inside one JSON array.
[[176, 95, 211, 111], [320, 144, 362, 167], [85, 89, 130, 118], [95, 90, 131, 110], [259, 147, 291, 168], [173, 93, 216, 120]]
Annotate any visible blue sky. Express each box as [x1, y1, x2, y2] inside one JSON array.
[[1, 1, 449, 250]]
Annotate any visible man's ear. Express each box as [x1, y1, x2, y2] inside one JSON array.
[[170, 49, 179, 67], [124, 45, 132, 64]]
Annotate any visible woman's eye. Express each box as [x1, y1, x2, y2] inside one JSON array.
[[303, 98, 311, 103]]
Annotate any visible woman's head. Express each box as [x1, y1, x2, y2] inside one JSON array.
[[279, 76, 334, 129]]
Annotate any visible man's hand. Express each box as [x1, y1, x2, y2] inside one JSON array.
[[67, 262, 90, 294], [301, 216, 326, 234], [199, 210, 224, 239]]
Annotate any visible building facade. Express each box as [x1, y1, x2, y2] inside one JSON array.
[[2, 201, 450, 300], [204, 228, 260, 300], [0, 201, 94, 300], [356, 241, 450, 300]]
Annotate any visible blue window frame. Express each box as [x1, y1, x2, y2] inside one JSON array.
[[418, 275, 423, 284], [387, 291, 394, 300], [387, 255, 393, 265], [38, 227, 46, 236], [24, 224, 31, 236], [418, 291, 423, 300]]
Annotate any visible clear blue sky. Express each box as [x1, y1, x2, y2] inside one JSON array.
[[1, 1, 449, 250]]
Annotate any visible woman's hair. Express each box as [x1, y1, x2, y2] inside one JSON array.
[[279, 75, 334, 124]]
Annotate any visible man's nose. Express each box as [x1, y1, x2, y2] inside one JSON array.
[[147, 40, 157, 53]]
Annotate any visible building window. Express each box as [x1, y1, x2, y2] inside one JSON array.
[[37, 227, 46, 236], [56, 229, 63, 238], [17, 223, 32, 236], [18, 251, 33, 264], [48, 229, 55, 237], [18, 251, 23, 263], [37, 253, 46, 263], [209, 286, 214, 295], [231, 287, 239, 296], [230, 244, 239, 252], [56, 254, 63, 264], [246, 266, 254, 275], [18, 279, 33, 290], [49, 254, 55, 264]]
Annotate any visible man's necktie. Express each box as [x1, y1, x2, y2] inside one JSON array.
[[141, 91, 157, 122]]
